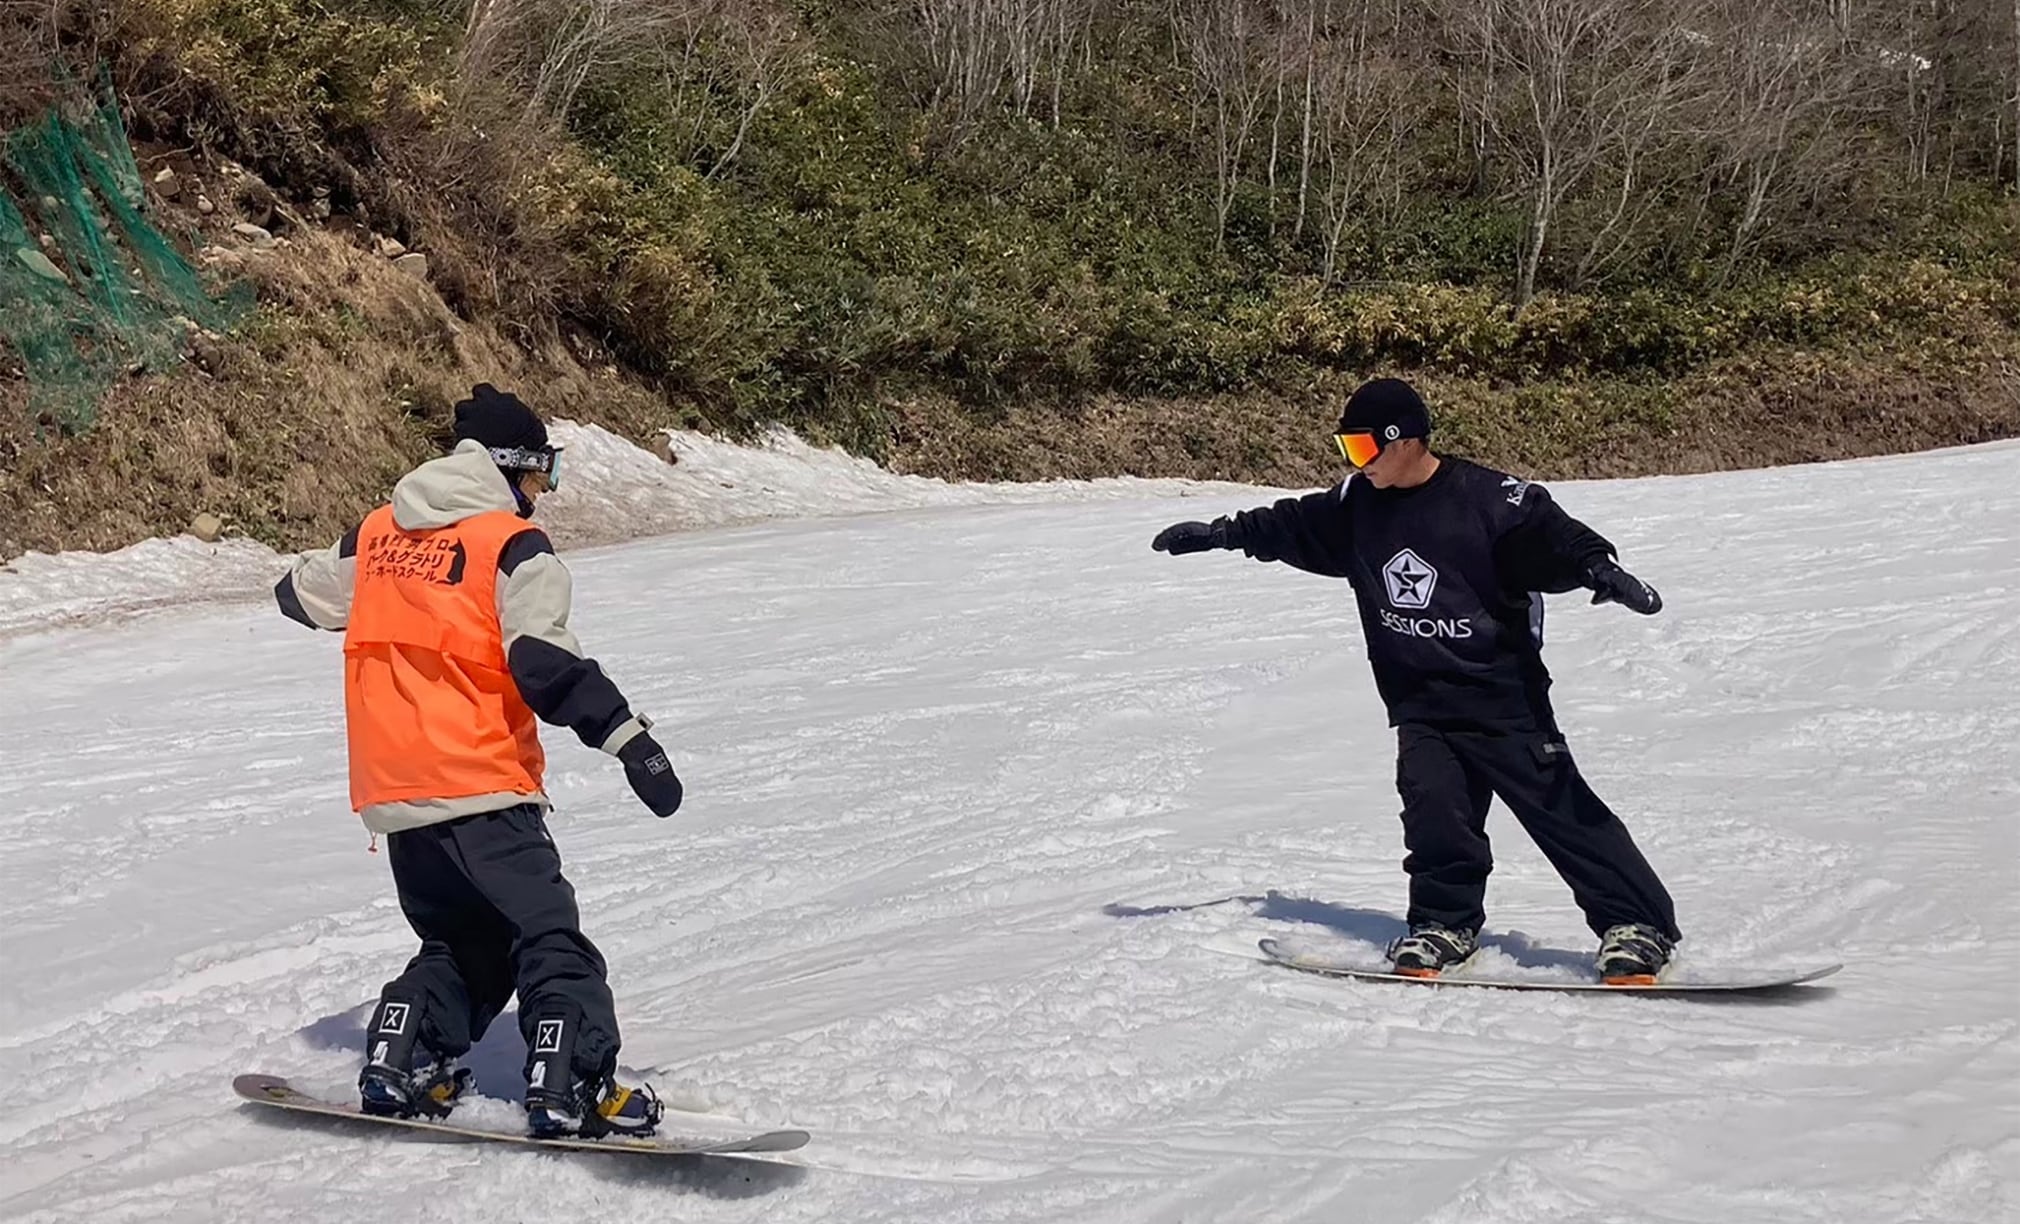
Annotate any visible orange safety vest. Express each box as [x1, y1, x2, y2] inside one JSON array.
[[343, 505, 545, 811]]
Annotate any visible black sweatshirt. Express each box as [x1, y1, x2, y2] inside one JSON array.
[[1221, 457, 1616, 729]]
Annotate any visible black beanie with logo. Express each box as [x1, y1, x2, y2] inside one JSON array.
[[1338, 378, 1432, 441], [452, 384, 547, 455]]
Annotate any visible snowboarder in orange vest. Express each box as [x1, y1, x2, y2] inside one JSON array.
[[275, 384, 682, 1138]]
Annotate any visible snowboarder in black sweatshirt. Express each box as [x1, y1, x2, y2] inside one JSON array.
[[1151, 378, 1681, 983]]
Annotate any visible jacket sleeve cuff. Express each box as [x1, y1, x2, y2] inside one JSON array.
[[600, 714, 653, 756], [274, 573, 318, 629]]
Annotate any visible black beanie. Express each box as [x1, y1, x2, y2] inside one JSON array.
[[452, 384, 547, 453], [1338, 378, 1431, 441]]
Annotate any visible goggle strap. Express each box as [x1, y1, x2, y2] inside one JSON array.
[[487, 445, 560, 475]]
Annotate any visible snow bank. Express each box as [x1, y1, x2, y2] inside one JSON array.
[[0, 536, 291, 638], [531, 421, 1249, 547], [0, 422, 1249, 636]]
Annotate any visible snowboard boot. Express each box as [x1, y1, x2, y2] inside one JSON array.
[[525, 1072, 664, 1140], [358, 997, 472, 1119], [522, 1008, 662, 1139], [1596, 923, 1676, 985], [1387, 924, 1479, 978]]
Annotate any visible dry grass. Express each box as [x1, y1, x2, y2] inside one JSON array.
[[9, 283, 2011, 561], [0, 217, 682, 560], [3, 150, 2015, 562], [886, 349, 2020, 490]]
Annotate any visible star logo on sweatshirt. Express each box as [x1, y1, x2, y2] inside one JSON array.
[[1383, 549, 1439, 609]]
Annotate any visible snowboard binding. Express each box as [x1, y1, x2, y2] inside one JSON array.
[[357, 995, 471, 1119], [360, 1060, 473, 1119]]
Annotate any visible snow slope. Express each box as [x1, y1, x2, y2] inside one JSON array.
[[2, 441, 2016, 1223]]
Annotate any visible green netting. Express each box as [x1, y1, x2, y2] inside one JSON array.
[[1, 94, 248, 433]]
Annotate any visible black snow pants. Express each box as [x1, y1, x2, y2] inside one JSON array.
[[373, 803, 619, 1084], [1395, 723, 1680, 942]]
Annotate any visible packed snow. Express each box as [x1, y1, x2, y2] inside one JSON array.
[[1, 432, 2016, 1224]]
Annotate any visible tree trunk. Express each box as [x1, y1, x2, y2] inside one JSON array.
[[1521, 158, 1551, 306], [1051, 0, 1068, 127], [1268, 4, 1286, 235], [1519, 218, 1545, 305], [1294, 0, 1317, 240], [1719, 159, 1773, 290]]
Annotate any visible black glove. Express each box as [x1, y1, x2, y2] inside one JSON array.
[[1152, 518, 1232, 555], [618, 731, 683, 817], [1587, 559, 1662, 615]]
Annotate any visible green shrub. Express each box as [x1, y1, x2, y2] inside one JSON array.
[[92, 0, 2020, 454]]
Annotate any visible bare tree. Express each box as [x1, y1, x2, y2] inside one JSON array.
[[1265, 0, 1286, 228], [699, 5, 805, 179], [1445, 0, 1702, 305], [1921, 0, 2020, 191], [1291, 0, 1319, 239], [1699, 0, 1865, 285], [1446, 0, 1499, 190], [641, 2, 807, 179], [917, 0, 1011, 138], [1024, 0, 1104, 124], [1050, 0, 1102, 124], [462, 0, 698, 124], [1309, 0, 1419, 284], [0, 0, 99, 126], [458, 0, 805, 181], [911, 0, 1104, 143], [1568, 44, 1702, 289], [1900, 0, 1936, 180], [1179, 0, 1277, 249], [533, 0, 655, 120]]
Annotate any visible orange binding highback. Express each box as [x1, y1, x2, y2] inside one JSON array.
[[342, 505, 545, 810]]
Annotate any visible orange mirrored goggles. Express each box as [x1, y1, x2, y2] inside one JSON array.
[[1333, 430, 1383, 468]]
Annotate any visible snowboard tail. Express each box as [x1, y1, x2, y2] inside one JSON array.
[[233, 1074, 809, 1156], [1256, 938, 1842, 993]]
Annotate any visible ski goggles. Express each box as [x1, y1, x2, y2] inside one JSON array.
[[488, 445, 564, 490], [1333, 430, 1384, 468]]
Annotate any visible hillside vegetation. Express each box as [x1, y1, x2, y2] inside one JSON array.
[[1, 0, 2016, 557]]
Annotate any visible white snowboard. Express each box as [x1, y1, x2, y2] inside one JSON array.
[[1257, 937, 1842, 993], [233, 1074, 809, 1156]]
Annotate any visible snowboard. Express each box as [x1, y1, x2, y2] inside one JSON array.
[[1257, 937, 1842, 993], [233, 1074, 810, 1157]]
